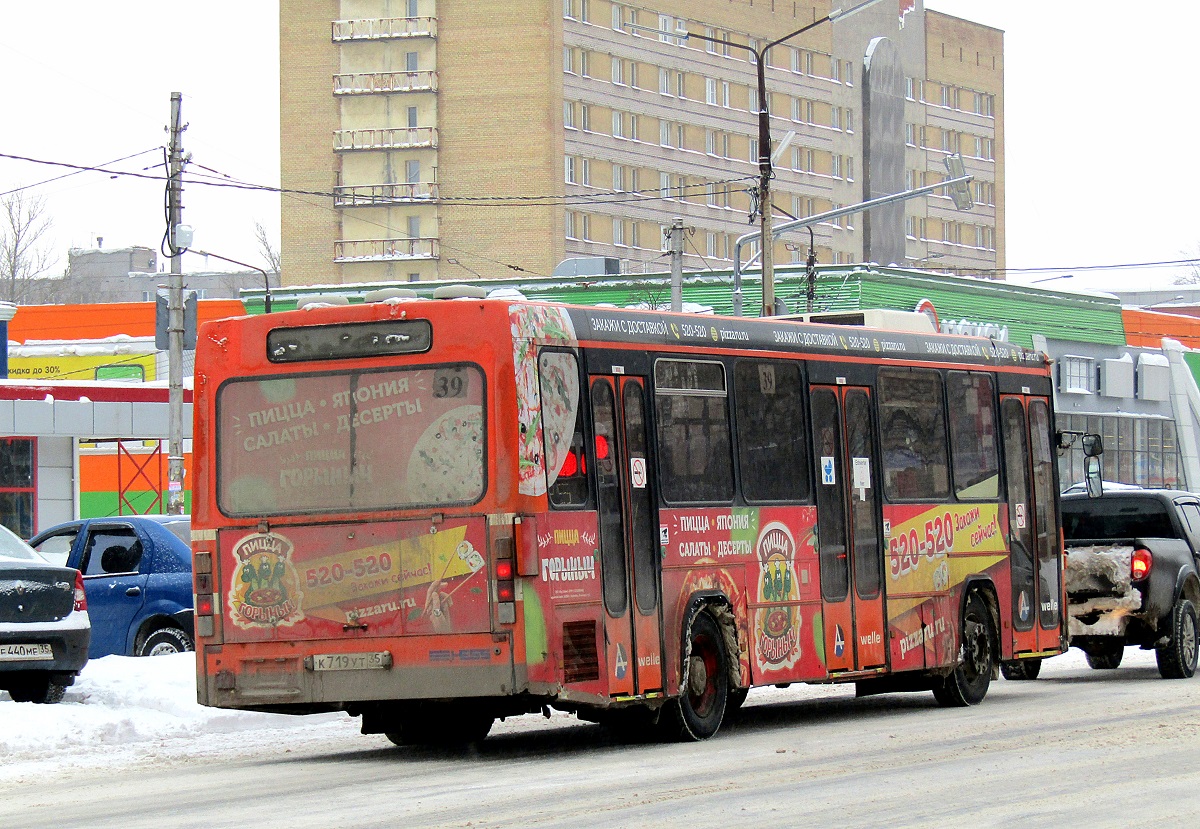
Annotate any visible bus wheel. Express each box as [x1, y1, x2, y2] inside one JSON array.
[[1000, 658, 1042, 680], [661, 610, 728, 741], [934, 591, 994, 707]]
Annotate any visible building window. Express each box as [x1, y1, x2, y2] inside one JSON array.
[[676, 72, 686, 99], [580, 104, 590, 131], [845, 109, 853, 133], [612, 56, 624, 85], [659, 67, 671, 96], [406, 51, 419, 72], [629, 114, 639, 141], [612, 110, 624, 138], [407, 215, 420, 239], [706, 182, 718, 206], [905, 77, 915, 100], [579, 50, 590, 77], [831, 107, 841, 130], [749, 138, 759, 164], [564, 101, 576, 129], [564, 0, 574, 19], [611, 3, 623, 30], [706, 77, 718, 105], [407, 106, 418, 129], [905, 123, 915, 146], [565, 156, 576, 183], [581, 158, 591, 185], [705, 27, 717, 54], [721, 81, 730, 108], [613, 164, 625, 191], [579, 0, 589, 23], [405, 160, 420, 183], [406, 0, 418, 17], [613, 218, 625, 246], [1059, 356, 1095, 394], [706, 232, 717, 257], [748, 38, 759, 64], [660, 171, 672, 199], [408, 272, 420, 282], [565, 211, 577, 238], [830, 58, 840, 82], [581, 213, 591, 240], [564, 47, 574, 73], [0, 438, 35, 538], [831, 155, 842, 179]]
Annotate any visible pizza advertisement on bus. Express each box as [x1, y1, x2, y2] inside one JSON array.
[[216, 365, 485, 516], [509, 303, 577, 497], [222, 518, 492, 641]]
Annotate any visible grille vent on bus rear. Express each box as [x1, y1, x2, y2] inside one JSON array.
[[562, 621, 599, 684]]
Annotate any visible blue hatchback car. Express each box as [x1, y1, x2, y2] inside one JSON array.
[[29, 515, 193, 658]]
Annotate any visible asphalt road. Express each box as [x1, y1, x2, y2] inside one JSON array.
[[13, 649, 1200, 829]]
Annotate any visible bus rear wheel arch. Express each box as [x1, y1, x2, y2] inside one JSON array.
[[660, 608, 729, 741], [934, 588, 997, 707]]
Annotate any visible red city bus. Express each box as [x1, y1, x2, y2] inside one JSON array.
[[190, 296, 1065, 743]]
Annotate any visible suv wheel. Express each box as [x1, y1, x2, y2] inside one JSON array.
[[1157, 598, 1199, 679]]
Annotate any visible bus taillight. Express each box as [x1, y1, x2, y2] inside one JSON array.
[[194, 549, 217, 639], [493, 533, 516, 624]]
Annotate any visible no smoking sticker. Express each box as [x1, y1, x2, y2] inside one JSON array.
[[630, 456, 647, 489]]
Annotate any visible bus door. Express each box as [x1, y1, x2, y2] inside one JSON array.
[[1002, 395, 1062, 654], [810, 385, 887, 673], [589, 375, 664, 697]]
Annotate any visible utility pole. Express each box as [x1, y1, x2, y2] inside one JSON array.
[[666, 217, 684, 312], [166, 92, 187, 515]]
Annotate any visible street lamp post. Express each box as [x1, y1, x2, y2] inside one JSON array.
[[188, 249, 274, 313], [681, 0, 886, 316]]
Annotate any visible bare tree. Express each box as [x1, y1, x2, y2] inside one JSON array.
[[1175, 245, 1200, 285], [0, 192, 55, 304], [254, 220, 281, 277]]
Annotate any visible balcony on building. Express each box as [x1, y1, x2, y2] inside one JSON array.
[[333, 182, 439, 207], [332, 17, 437, 42], [333, 71, 438, 95], [333, 127, 438, 152], [334, 238, 440, 262]]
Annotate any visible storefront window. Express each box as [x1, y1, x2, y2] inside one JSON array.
[[0, 438, 36, 538]]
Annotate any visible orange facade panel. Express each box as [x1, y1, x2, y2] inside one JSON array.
[[7, 300, 246, 344], [1122, 308, 1200, 349]]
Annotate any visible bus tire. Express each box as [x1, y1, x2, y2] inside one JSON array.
[[661, 610, 728, 741], [1156, 598, 1199, 680], [933, 591, 995, 707], [1000, 658, 1042, 680]]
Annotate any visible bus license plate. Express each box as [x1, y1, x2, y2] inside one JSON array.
[[0, 643, 54, 661], [308, 651, 392, 672]]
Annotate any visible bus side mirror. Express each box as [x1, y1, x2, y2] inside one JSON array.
[[1082, 433, 1103, 457], [1084, 456, 1103, 499]]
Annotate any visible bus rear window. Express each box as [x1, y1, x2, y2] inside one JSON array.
[[216, 364, 485, 516]]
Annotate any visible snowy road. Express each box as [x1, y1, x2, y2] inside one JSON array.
[[6, 649, 1200, 828]]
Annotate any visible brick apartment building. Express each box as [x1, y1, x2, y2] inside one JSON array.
[[279, 0, 1002, 287]]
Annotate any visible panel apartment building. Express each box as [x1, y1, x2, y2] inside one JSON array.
[[280, 0, 1002, 288]]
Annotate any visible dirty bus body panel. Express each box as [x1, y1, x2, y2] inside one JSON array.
[[191, 297, 1062, 743]]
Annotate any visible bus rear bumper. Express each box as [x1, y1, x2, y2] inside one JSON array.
[[198, 636, 520, 712]]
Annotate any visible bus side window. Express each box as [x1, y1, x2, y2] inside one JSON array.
[[539, 350, 590, 508], [734, 359, 810, 503], [878, 368, 950, 501], [946, 371, 1000, 500]]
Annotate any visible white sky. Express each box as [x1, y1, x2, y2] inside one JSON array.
[[0, 2, 1196, 294], [0, 2, 281, 276]]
